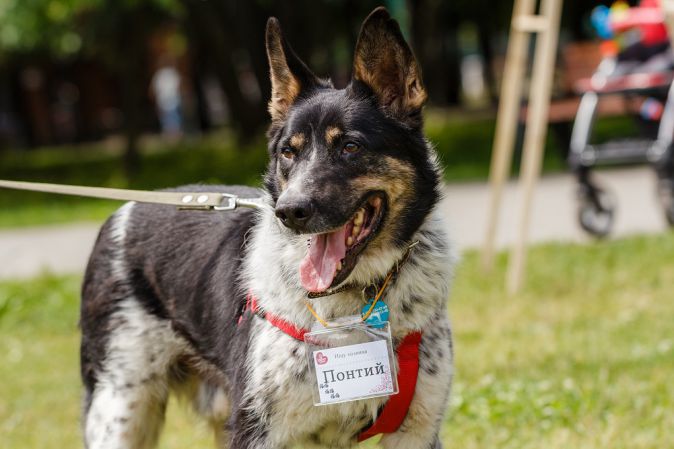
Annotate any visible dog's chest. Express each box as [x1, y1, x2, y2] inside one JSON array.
[[245, 319, 386, 445]]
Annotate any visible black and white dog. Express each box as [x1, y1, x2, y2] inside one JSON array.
[[80, 7, 453, 449]]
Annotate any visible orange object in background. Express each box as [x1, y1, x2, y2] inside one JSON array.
[[600, 40, 620, 57]]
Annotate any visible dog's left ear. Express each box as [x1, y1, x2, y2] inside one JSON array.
[[352, 7, 427, 123], [266, 17, 321, 124]]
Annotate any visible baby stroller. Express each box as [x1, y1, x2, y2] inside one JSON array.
[[569, 0, 674, 236]]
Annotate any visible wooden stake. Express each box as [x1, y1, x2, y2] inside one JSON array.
[[482, 0, 537, 271], [506, 0, 563, 294]]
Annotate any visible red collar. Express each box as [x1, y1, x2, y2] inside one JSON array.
[[239, 292, 422, 442], [239, 292, 309, 340]]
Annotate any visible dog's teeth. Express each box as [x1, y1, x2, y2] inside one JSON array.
[[354, 209, 364, 226], [347, 236, 354, 246], [352, 225, 361, 237], [336, 261, 342, 271]]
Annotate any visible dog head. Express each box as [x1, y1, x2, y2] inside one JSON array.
[[263, 7, 441, 293]]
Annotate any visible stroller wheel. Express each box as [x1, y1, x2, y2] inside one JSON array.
[[578, 189, 615, 237], [665, 204, 674, 226], [661, 189, 674, 227], [658, 181, 674, 226]]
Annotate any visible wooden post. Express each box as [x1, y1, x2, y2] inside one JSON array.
[[481, 0, 537, 271], [506, 0, 563, 294], [482, 0, 563, 293]]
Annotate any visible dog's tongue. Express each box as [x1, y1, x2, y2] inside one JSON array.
[[299, 225, 348, 292]]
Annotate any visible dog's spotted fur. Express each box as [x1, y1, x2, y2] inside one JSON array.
[[81, 7, 453, 449]]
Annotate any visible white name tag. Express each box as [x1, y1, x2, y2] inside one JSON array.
[[305, 321, 398, 406]]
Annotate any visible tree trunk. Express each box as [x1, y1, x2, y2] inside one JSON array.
[[118, 11, 146, 179], [182, 0, 268, 144], [477, 22, 498, 106], [410, 0, 462, 106]]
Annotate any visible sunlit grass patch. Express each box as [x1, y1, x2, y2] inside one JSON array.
[[445, 233, 674, 448]]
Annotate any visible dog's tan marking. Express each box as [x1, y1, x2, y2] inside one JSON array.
[[351, 156, 416, 249], [276, 163, 288, 191], [325, 126, 342, 145], [290, 133, 305, 150], [352, 157, 415, 202]]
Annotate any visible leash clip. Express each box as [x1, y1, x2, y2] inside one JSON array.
[[213, 194, 267, 211], [213, 193, 238, 211]]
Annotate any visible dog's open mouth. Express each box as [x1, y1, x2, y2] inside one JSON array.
[[299, 193, 386, 293]]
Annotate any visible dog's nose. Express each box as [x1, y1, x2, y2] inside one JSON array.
[[275, 198, 314, 230]]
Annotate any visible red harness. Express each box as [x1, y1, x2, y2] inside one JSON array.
[[239, 293, 421, 442]]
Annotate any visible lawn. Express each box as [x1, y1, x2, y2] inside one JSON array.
[[1, 232, 672, 448], [0, 112, 639, 229]]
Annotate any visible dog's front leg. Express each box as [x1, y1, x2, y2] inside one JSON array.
[[227, 407, 286, 449], [380, 422, 444, 449], [380, 323, 453, 449], [429, 435, 443, 449], [390, 435, 443, 449], [378, 395, 447, 449]]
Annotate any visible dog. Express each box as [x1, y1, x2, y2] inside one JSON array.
[[80, 7, 453, 449]]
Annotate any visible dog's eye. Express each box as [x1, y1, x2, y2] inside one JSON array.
[[280, 147, 295, 160], [343, 142, 360, 154]]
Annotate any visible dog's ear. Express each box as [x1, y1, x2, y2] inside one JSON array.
[[266, 18, 320, 123], [352, 7, 427, 122]]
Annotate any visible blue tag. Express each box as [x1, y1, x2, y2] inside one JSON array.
[[361, 299, 389, 329]]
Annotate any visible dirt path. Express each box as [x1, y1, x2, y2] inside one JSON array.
[[0, 167, 669, 280]]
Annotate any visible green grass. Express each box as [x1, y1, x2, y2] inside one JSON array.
[[445, 233, 674, 448], [0, 112, 639, 228], [1, 232, 673, 448]]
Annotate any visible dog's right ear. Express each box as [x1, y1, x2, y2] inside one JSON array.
[[266, 18, 320, 124], [352, 7, 427, 124]]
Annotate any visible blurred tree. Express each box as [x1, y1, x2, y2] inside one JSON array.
[[180, 0, 381, 142], [0, 0, 383, 151], [408, 0, 514, 106], [78, 0, 182, 176], [409, 0, 461, 105], [181, 0, 268, 142], [0, 0, 599, 162], [0, 0, 89, 58], [0, 0, 181, 176]]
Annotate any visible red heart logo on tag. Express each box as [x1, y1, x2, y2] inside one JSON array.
[[315, 352, 328, 365]]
